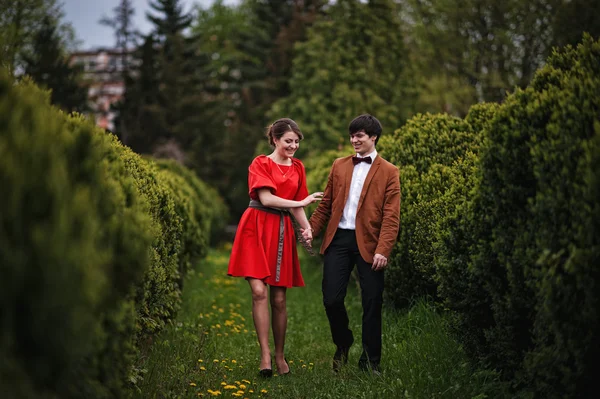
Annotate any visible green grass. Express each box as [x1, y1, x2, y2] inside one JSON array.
[[133, 246, 509, 399]]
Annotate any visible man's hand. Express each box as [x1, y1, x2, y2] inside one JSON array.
[[301, 228, 313, 246], [372, 253, 388, 271]]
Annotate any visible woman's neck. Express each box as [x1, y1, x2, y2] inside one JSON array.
[[269, 153, 291, 165]]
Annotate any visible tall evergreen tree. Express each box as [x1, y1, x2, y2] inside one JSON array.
[[145, 0, 201, 149], [270, 0, 415, 154], [23, 15, 87, 113], [0, 0, 77, 74], [99, 0, 137, 76], [118, 33, 162, 154], [99, 0, 138, 144], [188, 0, 326, 218]]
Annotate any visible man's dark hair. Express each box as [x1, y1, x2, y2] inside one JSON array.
[[348, 114, 383, 145]]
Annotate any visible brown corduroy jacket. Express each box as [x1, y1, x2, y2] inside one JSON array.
[[309, 154, 401, 263]]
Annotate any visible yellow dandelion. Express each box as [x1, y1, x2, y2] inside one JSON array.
[[217, 333, 222, 336], [232, 394, 242, 397], [260, 389, 268, 393], [216, 324, 221, 328], [242, 379, 251, 384], [198, 359, 204, 363], [239, 384, 246, 390], [236, 390, 245, 395], [224, 385, 237, 390], [190, 382, 197, 387], [200, 366, 207, 371], [249, 390, 254, 393], [309, 362, 314, 366], [231, 360, 237, 364], [220, 382, 227, 386], [302, 365, 306, 368]]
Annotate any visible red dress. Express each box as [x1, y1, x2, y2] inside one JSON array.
[[228, 155, 308, 287]]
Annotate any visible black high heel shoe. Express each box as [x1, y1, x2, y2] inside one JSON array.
[[258, 359, 273, 378], [258, 368, 273, 378]]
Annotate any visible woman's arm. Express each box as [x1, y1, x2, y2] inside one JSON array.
[[257, 188, 322, 209]]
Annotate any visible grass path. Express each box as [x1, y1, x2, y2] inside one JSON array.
[[134, 246, 508, 399]]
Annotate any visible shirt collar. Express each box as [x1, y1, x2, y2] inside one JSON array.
[[357, 149, 377, 161]]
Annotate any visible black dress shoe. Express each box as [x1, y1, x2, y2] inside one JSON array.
[[258, 368, 273, 378], [333, 347, 350, 372], [358, 362, 381, 376]]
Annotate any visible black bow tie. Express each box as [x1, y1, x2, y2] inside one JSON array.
[[352, 156, 372, 166]]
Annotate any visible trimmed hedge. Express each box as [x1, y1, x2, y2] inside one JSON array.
[[437, 35, 600, 397], [377, 108, 494, 308], [0, 74, 153, 397], [155, 158, 229, 248], [0, 72, 222, 397]]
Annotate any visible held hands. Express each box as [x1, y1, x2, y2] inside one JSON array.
[[300, 227, 313, 247], [301, 192, 324, 207], [372, 254, 388, 271]]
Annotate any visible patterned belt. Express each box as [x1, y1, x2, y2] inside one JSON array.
[[248, 199, 315, 283], [248, 200, 290, 282]]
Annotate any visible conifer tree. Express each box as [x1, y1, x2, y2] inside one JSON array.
[[270, 0, 414, 153], [146, 0, 200, 149], [23, 15, 87, 113]]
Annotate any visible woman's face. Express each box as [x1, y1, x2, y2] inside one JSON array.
[[274, 131, 300, 158]]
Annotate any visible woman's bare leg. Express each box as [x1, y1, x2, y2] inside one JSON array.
[[248, 278, 271, 370], [270, 286, 290, 374]]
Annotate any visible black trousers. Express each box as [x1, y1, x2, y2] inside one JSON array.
[[322, 228, 384, 367]]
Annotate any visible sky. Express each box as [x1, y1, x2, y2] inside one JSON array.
[[62, 0, 239, 50]]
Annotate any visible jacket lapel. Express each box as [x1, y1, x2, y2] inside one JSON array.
[[357, 156, 381, 212]]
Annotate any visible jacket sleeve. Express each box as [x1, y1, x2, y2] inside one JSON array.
[[375, 166, 401, 258], [308, 159, 336, 237]]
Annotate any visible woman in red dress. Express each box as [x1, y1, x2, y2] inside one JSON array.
[[228, 118, 323, 377]]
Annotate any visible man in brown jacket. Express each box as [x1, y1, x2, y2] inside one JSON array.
[[304, 114, 401, 374]]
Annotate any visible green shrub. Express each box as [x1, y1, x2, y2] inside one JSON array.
[[155, 158, 229, 247], [105, 140, 183, 341], [155, 166, 205, 282], [0, 73, 153, 398], [378, 111, 488, 308], [442, 35, 599, 397]]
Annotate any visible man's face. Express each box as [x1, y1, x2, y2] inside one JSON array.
[[350, 130, 376, 156]]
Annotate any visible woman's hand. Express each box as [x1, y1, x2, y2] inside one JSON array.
[[300, 227, 313, 246], [301, 192, 324, 207]]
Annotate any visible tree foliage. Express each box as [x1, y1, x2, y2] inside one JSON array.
[[271, 0, 414, 155]]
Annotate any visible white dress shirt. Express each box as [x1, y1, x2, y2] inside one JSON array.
[[338, 149, 377, 230]]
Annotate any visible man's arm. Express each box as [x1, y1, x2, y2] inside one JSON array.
[[308, 160, 336, 237], [374, 167, 401, 258]]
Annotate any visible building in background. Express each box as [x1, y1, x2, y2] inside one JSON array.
[[69, 48, 132, 131]]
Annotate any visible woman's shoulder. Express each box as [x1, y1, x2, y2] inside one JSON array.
[[291, 157, 306, 170], [251, 154, 270, 166]]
